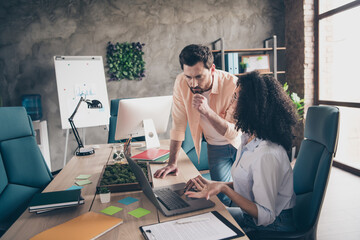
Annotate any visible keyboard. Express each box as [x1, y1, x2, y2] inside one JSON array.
[[154, 188, 190, 210]]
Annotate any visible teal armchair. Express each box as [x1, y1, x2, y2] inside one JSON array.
[[181, 123, 211, 180], [0, 107, 53, 236], [247, 106, 340, 240]]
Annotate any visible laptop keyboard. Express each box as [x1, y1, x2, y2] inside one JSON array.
[[154, 188, 190, 211]]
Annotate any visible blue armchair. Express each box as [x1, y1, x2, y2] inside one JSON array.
[[0, 107, 53, 236], [247, 105, 340, 240], [108, 99, 145, 144]]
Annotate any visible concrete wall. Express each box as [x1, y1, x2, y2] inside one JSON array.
[[0, 0, 285, 171]]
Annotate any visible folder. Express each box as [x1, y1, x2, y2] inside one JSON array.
[[131, 148, 170, 161], [30, 211, 123, 240]]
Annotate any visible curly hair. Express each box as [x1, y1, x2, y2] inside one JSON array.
[[179, 44, 214, 70], [233, 71, 298, 152]]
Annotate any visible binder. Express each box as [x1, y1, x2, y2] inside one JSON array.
[[233, 53, 239, 74], [225, 53, 234, 74]]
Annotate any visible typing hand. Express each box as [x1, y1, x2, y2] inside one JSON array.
[[184, 175, 209, 192], [185, 180, 223, 200], [153, 164, 179, 179]]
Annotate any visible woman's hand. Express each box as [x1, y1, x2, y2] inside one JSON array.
[[184, 175, 210, 192], [184, 175, 224, 200]]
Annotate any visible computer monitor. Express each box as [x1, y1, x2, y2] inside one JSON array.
[[114, 95, 173, 149]]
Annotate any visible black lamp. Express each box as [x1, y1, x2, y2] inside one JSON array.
[[68, 96, 103, 156]]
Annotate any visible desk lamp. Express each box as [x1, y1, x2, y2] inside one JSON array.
[[68, 96, 103, 156]]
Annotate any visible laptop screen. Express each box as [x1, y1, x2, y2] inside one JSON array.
[[126, 156, 161, 208]]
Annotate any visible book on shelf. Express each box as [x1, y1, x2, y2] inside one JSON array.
[[131, 148, 170, 161], [28, 189, 84, 212], [30, 211, 123, 240]]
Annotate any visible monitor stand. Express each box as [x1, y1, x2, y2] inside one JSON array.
[[143, 119, 160, 149]]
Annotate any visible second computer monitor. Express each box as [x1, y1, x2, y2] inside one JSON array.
[[114, 95, 172, 149]]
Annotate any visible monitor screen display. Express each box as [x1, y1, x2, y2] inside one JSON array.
[[114, 95, 173, 141]]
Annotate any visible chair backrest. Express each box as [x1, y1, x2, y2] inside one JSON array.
[[181, 123, 209, 171], [108, 99, 122, 143], [292, 106, 339, 234], [0, 107, 53, 231], [108, 99, 145, 144]]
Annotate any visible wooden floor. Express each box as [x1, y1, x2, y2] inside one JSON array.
[[317, 166, 360, 240]]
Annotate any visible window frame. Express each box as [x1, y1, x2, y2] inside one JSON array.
[[314, 0, 360, 176]]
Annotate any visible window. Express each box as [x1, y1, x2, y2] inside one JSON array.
[[316, 0, 360, 174]]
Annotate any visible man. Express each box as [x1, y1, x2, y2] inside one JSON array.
[[153, 44, 241, 205]]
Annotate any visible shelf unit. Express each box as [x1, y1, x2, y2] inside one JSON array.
[[211, 35, 285, 79]]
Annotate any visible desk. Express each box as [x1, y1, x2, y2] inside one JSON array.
[[2, 140, 248, 239]]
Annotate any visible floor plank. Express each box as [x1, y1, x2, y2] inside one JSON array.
[[317, 167, 360, 240]]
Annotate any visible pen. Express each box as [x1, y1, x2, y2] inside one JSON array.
[[176, 217, 210, 224]]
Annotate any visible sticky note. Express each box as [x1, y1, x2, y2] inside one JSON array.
[[128, 208, 151, 218], [66, 185, 84, 190], [118, 197, 138, 205], [75, 179, 92, 186], [101, 206, 123, 215], [76, 174, 91, 180]]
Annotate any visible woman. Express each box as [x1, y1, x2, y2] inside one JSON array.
[[185, 71, 298, 233]]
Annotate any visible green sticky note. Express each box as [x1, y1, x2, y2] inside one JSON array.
[[128, 207, 151, 218], [76, 174, 91, 180], [101, 206, 123, 215], [75, 179, 92, 186]]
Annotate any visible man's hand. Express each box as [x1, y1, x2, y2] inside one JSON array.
[[184, 175, 224, 200], [192, 94, 211, 115], [153, 164, 179, 179]]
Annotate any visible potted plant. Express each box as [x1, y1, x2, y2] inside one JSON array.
[[283, 82, 305, 161], [98, 187, 111, 203]]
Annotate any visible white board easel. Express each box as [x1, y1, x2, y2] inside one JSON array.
[[54, 56, 110, 166]]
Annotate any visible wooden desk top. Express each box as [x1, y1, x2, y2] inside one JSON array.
[[2, 140, 248, 240]]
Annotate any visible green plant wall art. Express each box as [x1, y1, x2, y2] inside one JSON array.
[[106, 41, 145, 81]]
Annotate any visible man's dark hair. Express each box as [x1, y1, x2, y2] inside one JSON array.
[[179, 44, 214, 70], [234, 71, 298, 152]]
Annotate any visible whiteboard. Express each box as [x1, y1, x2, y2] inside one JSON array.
[[242, 54, 270, 73], [54, 56, 110, 129]]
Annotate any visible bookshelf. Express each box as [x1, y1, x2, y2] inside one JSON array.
[[211, 35, 285, 79]]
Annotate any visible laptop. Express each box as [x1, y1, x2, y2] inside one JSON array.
[[126, 155, 215, 216]]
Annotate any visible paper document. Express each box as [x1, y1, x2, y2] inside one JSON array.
[[140, 211, 244, 240]]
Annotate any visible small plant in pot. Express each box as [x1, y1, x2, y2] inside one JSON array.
[[98, 187, 111, 203], [283, 82, 305, 161]]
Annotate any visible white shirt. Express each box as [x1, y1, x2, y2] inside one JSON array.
[[231, 134, 296, 226], [199, 90, 229, 145]]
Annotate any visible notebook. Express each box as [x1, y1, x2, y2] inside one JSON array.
[[126, 155, 215, 217], [131, 148, 170, 161], [28, 189, 84, 212], [30, 211, 123, 240]]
